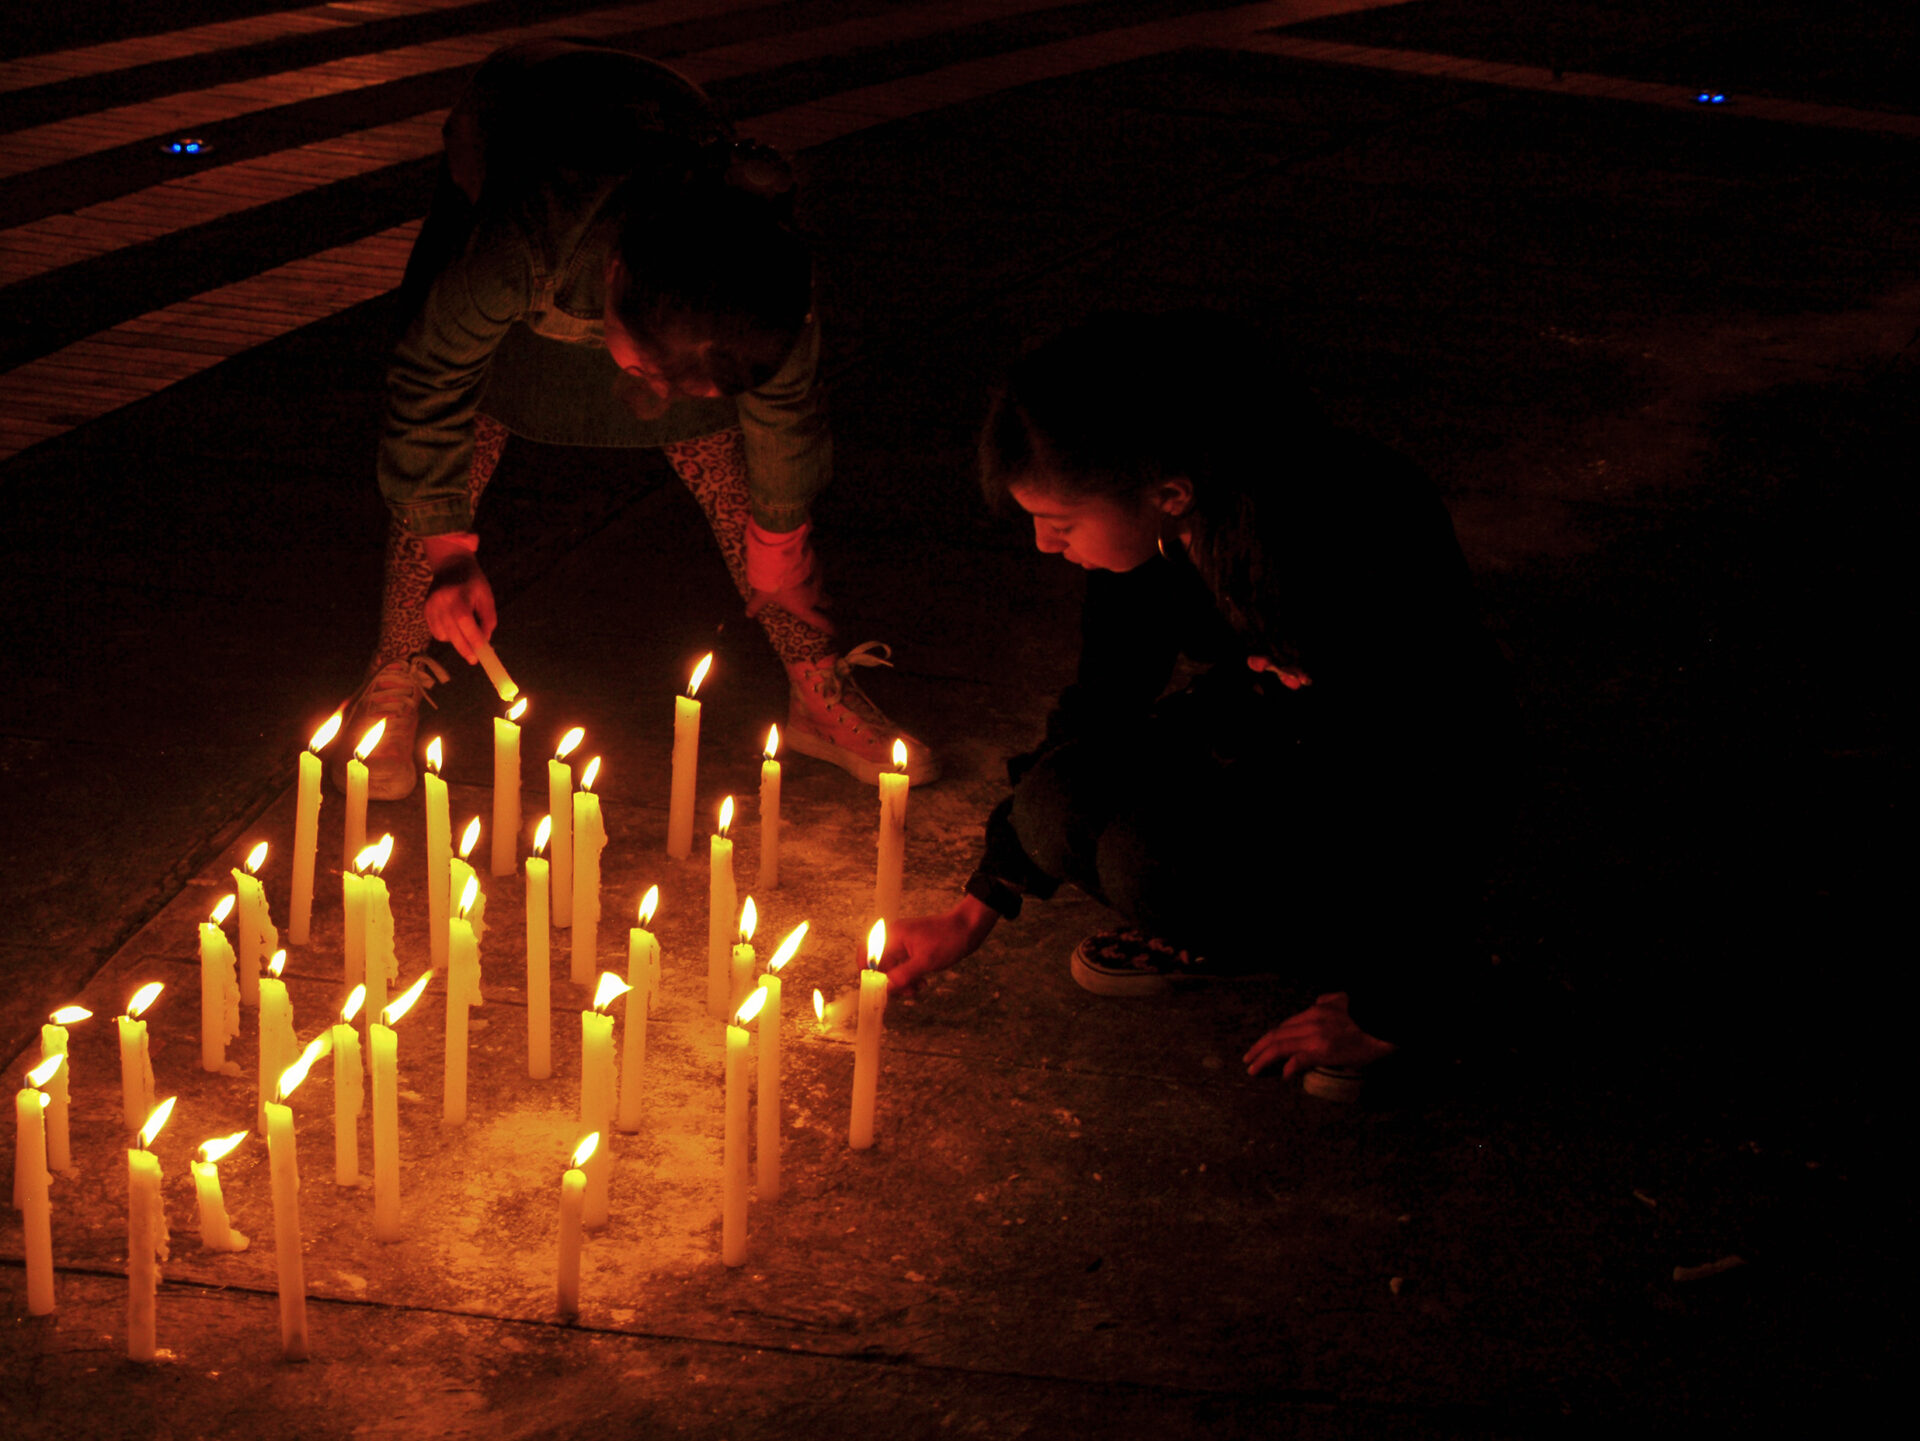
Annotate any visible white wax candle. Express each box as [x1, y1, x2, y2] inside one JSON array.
[[425, 757, 450, 974], [290, 741, 325, 947], [549, 753, 576, 930], [190, 1139, 249, 1253], [526, 840, 552, 1081], [730, 939, 755, 1036], [256, 975, 298, 1136], [199, 914, 241, 1075], [616, 920, 657, 1133], [556, 1152, 588, 1318], [756, 972, 782, 1202], [371, 1022, 401, 1241], [758, 726, 781, 891], [126, 1146, 168, 1361], [265, 1098, 309, 1360], [570, 779, 606, 986], [875, 762, 909, 923], [849, 967, 888, 1150], [16, 1089, 54, 1314], [342, 870, 367, 990], [707, 814, 735, 1022], [333, 1022, 364, 1184], [474, 641, 518, 702], [363, 872, 397, 1028], [449, 853, 486, 944], [233, 854, 276, 1010], [41, 1025, 76, 1173], [668, 694, 701, 861], [722, 1018, 749, 1266], [492, 705, 524, 878], [117, 1014, 154, 1134], [344, 756, 369, 869], [444, 913, 481, 1125], [579, 1009, 616, 1229]]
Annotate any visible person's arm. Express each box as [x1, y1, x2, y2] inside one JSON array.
[[875, 893, 1000, 994]]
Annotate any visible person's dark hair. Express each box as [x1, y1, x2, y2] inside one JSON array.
[[978, 310, 1319, 516], [612, 179, 811, 397]]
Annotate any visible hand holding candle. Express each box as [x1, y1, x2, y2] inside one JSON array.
[[570, 757, 607, 986], [425, 738, 451, 973], [549, 728, 584, 929], [757, 922, 807, 1203], [344, 720, 386, 868], [617, 887, 659, 1133], [758, 726, 781, 890], [117, 982, 162, 1133], [191, 1132, 250, 1253], [667, 653, 713, 860], [526, 816, 553, 1080], [580, 973, 626, 1229], [850, 922, 889, 1150], [708, 798, 736, 1021], [372, 973, 429, 1242], [127, 1098, 175, 1361], [290, 712, 340, 945], [233, 841, 276, 1009], [493, 697, 527, 877]]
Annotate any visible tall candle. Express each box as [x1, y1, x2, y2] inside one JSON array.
[[42, 1005, 91, 1173], [256, 951, 298, 1136], [875, 740, 910, 923], [444, 876, 483, 1126], [707, 798, 736, 1022], [492, 697, 527, 877], [849, 923, 889, 1150], [16, 1059, 59, 1314], [343, 719, 385, 868], [372, 974, 428, 1242], [616, 888, 659, 1133], [425, 737, 450, 974], [191, 1131, 249, 1252], [232, 840, 276, 1009], [570, 759, 607, 986], [199, 897, 241, 1074], [723, 989, 765, 1267], [117, 982, 162, 1133], [730, 897, 757, 1027], [342, 866, 367, 990], [473, 640, 519, 702], [450, 817, 487, 944], [268, 1037, 327, 1362], [556, 1133, 594, 1318], [580, 973, 626, 1230], [757, 924, 807, 1204], [758, 725, 782, 891], [548, 727, 583, 930], [526, 817, 553, 1080], [360, 836, 397, 1029], [334, 986, 366, 1184], [667, 653, 713, 860], [127, 1099, 174, 1362], [290, 713, 340, 946]]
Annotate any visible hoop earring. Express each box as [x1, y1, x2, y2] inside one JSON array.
[[1157, 532, 1168, 560]]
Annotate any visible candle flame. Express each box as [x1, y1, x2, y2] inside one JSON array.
[[353, 835, 390, 873], [245, 840, 269, 874], [507, 697, 528, 723], [892, 738, 908, 771], [341, 984, 366, 1024], [370, 832, 394, 873], [580, 756, 601, 791], [50, 1005, 92, 1026], [459, 817, 481, 859], [688, 653, 713, 697], [310, 712, 343, 752], [738, 895, 757, 943], [267, 949, 287, 979], [26, 1055, 63, 1088], [555, 727, 584, 761], [571, 1133, 599, 1169], [354, 719, 387, 761], [768, 922, 808, 973], [199, 1131, 248, 1165], [764, 724, 779, 760], [139, 1096, 177, 1148], [534, 815, 551, 855], [718, 795, 734, 836], [426, 736, 443, 774], [813, 988, 825, 1023], [458, 874, 479, 918], [126, 981, 163, 1019], [277, 1034, 330, 1101], [592, 972, 631, 1013], [383, 973, 430, 1027], [866, 920, 886, 969], [34, 1092, 48, 1112], [734, 987, 768, 1027], [211, 895, 236, 926], [638, 885, 659, 926]]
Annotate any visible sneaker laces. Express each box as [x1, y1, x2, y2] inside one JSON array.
[[362, 653, 450, 721], [813, 642, 893, 734]]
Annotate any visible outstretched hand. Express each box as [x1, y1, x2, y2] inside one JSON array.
[[422, 541, 496, 664], [875, 895, 1000, 995], [1244, 992, 1395, 1079]]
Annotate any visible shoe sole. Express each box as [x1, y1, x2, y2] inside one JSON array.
[[784, 725, 943, 786], [1069, 938, 1172, 997]]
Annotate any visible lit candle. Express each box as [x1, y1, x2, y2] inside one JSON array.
[[359, 834, 397, 1028], [757, 923, 806, 1204], [616, 887, 659, 1133], [667, 653, 713, 860], [730, 896, 757, 1023], [707, 797, 736, 1022], [372, 973, 429, 1242], [424, 737, 450, 975], [16, 1057, 61, 1313], [343, 719, 386, 868], [850, 922, 889, 1150], [444, 875, 483, 1125], [268, 1036, 328, 1361], [199, 896, 241, 1075], [570, 757, 607, 986], [875, 739, 909, 924], [191, 1131, 250, 1253], [127, 1097, 174, 1361], [257, 949, 298, 1136], [758, 725, 781, 891], [342, 861, 367, 992], [232, 840, 276, 1009], [473, 640, 519, 702], [580, 972, 627, 1230], [290, 712, 341, 946], [814, 988, 826, 1034], [40, 1006, 89, 1174], [492, 697, 528, 877], [723, 988, 765, 1267], [548, 727, 584, 930], [556, 1132, 595, 1319], [526, 816, 553, 1081], [450, 816, 486, 944], [117, 982, 162, 1133], [333, 986, 366, 1185]]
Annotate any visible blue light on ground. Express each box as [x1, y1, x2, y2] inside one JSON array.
[[165, 138, 209, 154], [1696, 92, 1728, 105]]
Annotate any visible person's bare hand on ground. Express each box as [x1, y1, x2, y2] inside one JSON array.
[[1244, 992, 1395, 1078], [875, 895, 999, 995]]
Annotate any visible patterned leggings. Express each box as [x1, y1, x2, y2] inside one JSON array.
[[375, 418, 835, 669]]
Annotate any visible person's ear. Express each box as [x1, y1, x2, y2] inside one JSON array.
[[1150, 476, 1194, 517]]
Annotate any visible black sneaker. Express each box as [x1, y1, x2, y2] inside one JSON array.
[[1068, 927, 1249, 997]]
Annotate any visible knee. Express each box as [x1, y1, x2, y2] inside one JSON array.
[[1009, 756, 1076, 881]]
